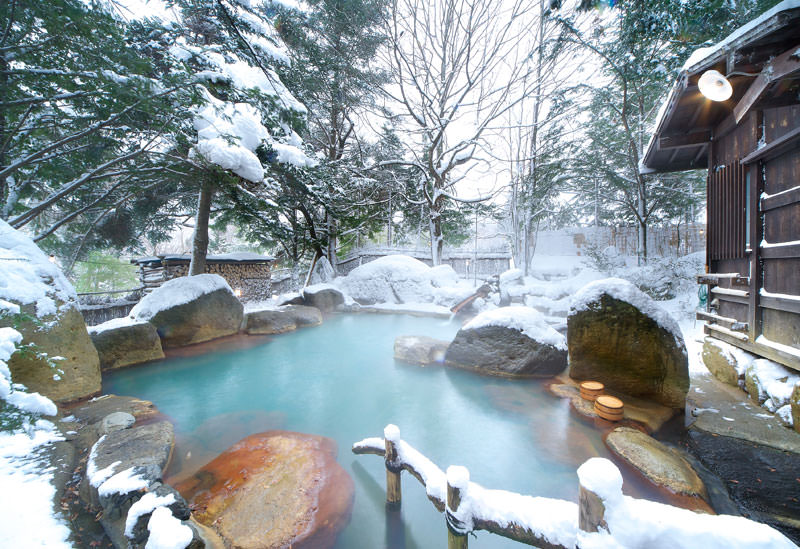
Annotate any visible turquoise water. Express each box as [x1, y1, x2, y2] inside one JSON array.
[[104, 314, 634, 548]]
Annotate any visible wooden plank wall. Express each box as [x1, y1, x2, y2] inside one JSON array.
[[760, 105, 800, 351]]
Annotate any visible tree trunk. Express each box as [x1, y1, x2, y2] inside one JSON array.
[[189, 181, 214, 276]]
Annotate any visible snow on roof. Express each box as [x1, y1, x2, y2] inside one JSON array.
[[130, 274, 233, 321], [681, 0, 800, 72], [463, 306, 567, 351], [0, 219, 78, 318], [569, 278, 683, 344]]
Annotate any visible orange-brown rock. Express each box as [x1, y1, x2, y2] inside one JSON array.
[[175, 431, 353, 549]]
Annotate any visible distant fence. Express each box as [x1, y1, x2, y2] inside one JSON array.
[[353, 425, 792, 549], [336, 246, 511, 277], [78, 288, 143, 326], [533, 224, 704, 258]]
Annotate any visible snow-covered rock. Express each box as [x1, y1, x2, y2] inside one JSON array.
[[701, 337, 754, 387], [0, 219, 100, 402], [744, 359, 800, 411], [568, 278, 689, 409], [336, 255, 436, 305], [445, 306, 568, 377], [89, 318, 164, 371], [130, 274, 243, 348]]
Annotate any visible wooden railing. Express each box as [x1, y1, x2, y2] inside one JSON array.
[[352, 425, 797, 549]]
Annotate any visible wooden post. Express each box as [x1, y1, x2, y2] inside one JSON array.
[[446, 466, 469, 549], [384, 425, 401, 508], [578, 484, 607, 533]]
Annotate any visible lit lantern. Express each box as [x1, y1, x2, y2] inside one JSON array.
[[234, 288, 243, 298], [698, 70, 732, 102]]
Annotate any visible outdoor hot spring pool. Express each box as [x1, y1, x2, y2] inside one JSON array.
[[104, 313, 660, 548]]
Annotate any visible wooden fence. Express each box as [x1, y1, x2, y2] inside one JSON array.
[[352, 425, 794, 549]]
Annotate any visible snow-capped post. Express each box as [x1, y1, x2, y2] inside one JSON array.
[[384, 424, 402, 508], [446, 466, 470, 549], [577, 458, 614, 534]]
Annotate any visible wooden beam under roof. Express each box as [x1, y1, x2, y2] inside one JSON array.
[[733, 42, 800, 123], [659, 130, 712, 150]]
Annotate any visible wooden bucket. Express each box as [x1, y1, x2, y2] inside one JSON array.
[[594, 395, 624, 421], [579, 381, 604, 401]]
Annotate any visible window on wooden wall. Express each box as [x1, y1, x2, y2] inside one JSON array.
[[709, 161, 747, 260]]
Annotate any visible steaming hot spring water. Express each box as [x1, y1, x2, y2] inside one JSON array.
[[104, 313, 671, 548]]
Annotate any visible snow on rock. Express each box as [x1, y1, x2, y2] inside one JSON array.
[[463, 306, 567, 351], [499, 268, 524, 285], [749, 359, 800, 409], [0, 326, 58, 416], [336, 255, 436, 305], [430, 264, 459, 288], [130, 274, 232, 321], [145, 506, 193, 549], [125, 492, 177, 538], [88, 316, 149, 335], [704, 337, 754, 377], [0, 218, 78, 318], [0, 422, 71, 549], [97, 467, 149, 497], [570, 277, 683, 343]]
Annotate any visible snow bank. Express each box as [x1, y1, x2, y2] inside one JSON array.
[[430, 264, 459, 288], [577, 458, 795, 549], [463, 306, 567, 350], [0, 218, 78, 318], [130, 274, 232, 321], [570, 278, 684, 344], [0, 423, 71, 549]]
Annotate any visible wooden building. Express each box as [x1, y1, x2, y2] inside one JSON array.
[[641, 2, 800, 371], [132, 253, 273, 302]]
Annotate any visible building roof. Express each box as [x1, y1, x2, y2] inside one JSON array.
[[641, 1, 800, 173], [132, 252, 274, 266]]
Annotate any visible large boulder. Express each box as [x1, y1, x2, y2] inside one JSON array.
[[394, 335, 450, 365], [301, 284, 345, 313], [244, 309, 298, 334], [605, 427, 708, 503], [130, 274, 243, 348], [701, 336, 751, 387], [567, 278, 689, 409], [337, 255, 435, 305], [89, 318, 164, 370], [282, 304, 323, 327], [445, 306, 567, 377], [0, 219, 100, 402], [176, 431, 354, 549]]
